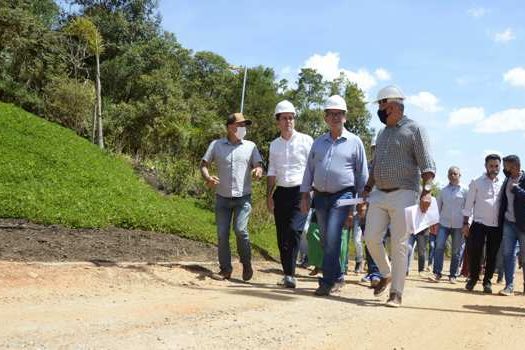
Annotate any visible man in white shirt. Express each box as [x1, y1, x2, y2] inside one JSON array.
[[462, 154, 503, 293], [267, 100, 313, 288]]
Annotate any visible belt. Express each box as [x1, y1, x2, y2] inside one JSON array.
[[378, 187, 400, 193], [313, 186, 355, 196]]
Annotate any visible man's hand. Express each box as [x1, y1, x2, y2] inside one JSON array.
[[205, 175, 220, 188], [419, 192, 432, 213], [252, 166, 263, 180], [300, 193, 311, 214], [267, 197, 274, 214], [462, 223, 470, 237], [357, 203, 367, 220], [362, 185, 372, 202], [345, 213, 354, 228]]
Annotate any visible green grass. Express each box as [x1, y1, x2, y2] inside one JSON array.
[[0, 102, 279, 258]]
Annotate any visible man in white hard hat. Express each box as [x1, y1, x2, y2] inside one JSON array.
[[200, 113, 264, 282], [363, 85, 436, 307], [267, 100, 313, 288], [300, 95, 369, 296]]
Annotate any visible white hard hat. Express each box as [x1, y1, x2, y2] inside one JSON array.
[[324, 95, 347, 112], [374, 85, 405, 103], [274, 100, 296, 117]]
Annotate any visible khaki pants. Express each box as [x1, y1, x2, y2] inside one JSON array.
[[364, 189, 419, 295]]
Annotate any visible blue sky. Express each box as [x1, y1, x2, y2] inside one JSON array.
[[159, 0, 524, 186]]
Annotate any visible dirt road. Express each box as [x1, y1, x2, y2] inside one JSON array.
[[1, 260, 524, 350]]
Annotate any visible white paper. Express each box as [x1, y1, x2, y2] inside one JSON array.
[[335, 197, 364, 208], [404, 197, 440, 234]]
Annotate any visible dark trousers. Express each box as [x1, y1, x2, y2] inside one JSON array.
[[273, 186, 304, 276], [467, 222, 502, 285]]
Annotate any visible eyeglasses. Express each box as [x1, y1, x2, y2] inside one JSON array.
[[326, 111, 345, 118]]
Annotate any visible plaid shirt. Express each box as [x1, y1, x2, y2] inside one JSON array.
[[372, 116, 435, 192]]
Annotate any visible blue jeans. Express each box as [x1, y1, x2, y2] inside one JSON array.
[[215, 194, 252, 272], [502, 220, 525, 290], [428, 234, 436, 267], [433, 226, 464, 278], [313, 190, 354, 287]]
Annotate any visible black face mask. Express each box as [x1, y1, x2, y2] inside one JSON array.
[[503, 169, 511, 178], [377, 109, 389, 124]]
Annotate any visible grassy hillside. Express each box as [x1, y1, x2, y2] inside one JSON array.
[[0, 102, 278, 258]]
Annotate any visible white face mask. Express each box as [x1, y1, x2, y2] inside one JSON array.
[[235, 126, 247, 140]]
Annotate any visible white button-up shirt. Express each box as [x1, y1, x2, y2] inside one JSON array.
[[437, 183, 468, 229], [462, 174, 502, 227], [267, 131, 313, 187]]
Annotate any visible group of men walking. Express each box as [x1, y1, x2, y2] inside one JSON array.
[[199, 84, 525, 308]]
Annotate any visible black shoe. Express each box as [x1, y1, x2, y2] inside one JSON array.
[[242, 263, 253, 281], [374, 276, 392, 297], [483, 282, 492, 294], [314, 284, 332, 296], [465, 279, 477, 291]]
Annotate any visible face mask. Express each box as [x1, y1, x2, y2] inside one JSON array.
[[235, 126, 246, 140], [503, 169, 511, 178], [377, 109, 389, 124]]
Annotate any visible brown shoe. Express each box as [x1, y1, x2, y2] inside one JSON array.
[[309, 266, 321, 276], [374, 276, 392, 297], [385, 292, 402, 307], [242, 263, 253, 281], [210, 269, 231, 281]]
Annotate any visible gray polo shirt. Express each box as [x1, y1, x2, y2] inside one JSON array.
[[202, 138, 263, 198], [300, 128, 368, 194], [372, 116, 435, 192]]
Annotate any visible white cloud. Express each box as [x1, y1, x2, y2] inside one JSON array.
[[374, 68, 391, 81], [302, 52, 387, 95], [406, 92, 443, 113], [303, 52, 341, 81], [503, 67, 525, 88], [448, 107, 485, 126], [475, 108, 525, 133], [467, 7, 488, 18], [493, 28, 515, 43]]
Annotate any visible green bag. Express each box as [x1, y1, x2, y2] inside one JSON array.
[[307, 221, 349, 271]]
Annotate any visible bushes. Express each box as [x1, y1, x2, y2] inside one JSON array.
[[43, 76, 95, 136]]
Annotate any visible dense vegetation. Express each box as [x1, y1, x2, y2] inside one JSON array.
[[0, 102, 280, 257], [0, 0, 373, 257]]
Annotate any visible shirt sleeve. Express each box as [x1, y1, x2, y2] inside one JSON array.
[[267, 141, 277, 176], [437, 189, 443, 213], [251, 143, 264, 168], [462, 179, 477, 217], [300, 141, 316, 193], [354, 137, 369, 194], [413, 125, 436, 175], [202, 140, 216, 164]]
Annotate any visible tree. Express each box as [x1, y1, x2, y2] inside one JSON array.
[[65, 16, 105, 148], [343, 82, 374, 151]]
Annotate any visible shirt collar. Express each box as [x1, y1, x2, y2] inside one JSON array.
[[279, 130, 296, 142], [483, 173, 499, 183], [222, 137, 243, 145], [322, 128, 351, 142]]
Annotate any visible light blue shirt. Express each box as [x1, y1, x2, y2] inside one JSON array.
[[437, 183, 468, 229], [300, 128, 368, 194]]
